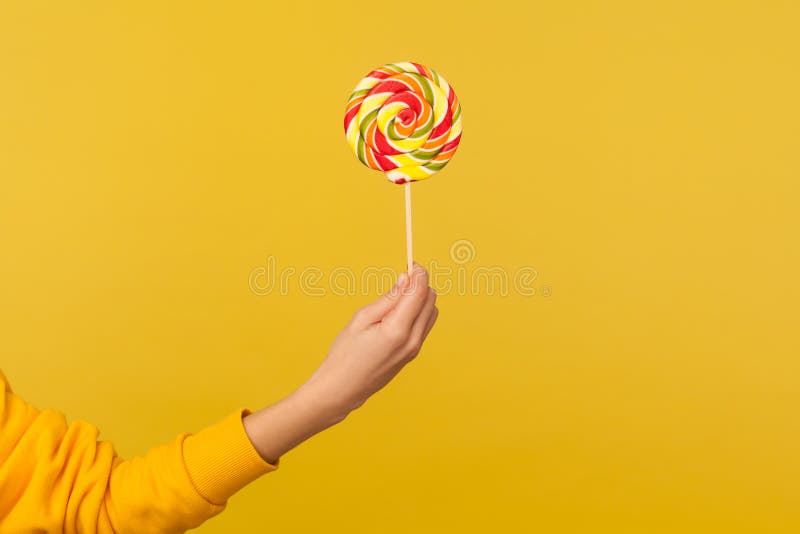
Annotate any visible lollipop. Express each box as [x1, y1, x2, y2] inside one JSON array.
[[344, 62, 463, 272]]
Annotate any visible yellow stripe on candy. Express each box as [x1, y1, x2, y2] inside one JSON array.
[[376, 101, 406, 139], [430, 83, 449, 132], [345, 121, 360, 151], [388, 152, 425, 168], [386, 165, 435, 182]]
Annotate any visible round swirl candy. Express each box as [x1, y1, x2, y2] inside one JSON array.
[[344, 62, 463, 184]]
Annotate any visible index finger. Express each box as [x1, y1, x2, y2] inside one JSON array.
[[382, 265, 430, 331]]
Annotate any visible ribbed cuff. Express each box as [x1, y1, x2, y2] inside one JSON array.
[[182, 409, 279, 505]]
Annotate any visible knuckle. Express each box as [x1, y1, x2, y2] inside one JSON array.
[[384, 327, 407, 346], [406, 337, 423, 357]]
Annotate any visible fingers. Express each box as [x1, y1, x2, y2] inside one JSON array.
[[407, 302, 438, 359], [409, 288, 437, 350], [383, 265, 430, 331], [422, 306, 438, 341], [352, 271, 410, 325]]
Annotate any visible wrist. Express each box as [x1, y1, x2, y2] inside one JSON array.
[[243, 386, 345, 464], [294, 379, 352, 426]]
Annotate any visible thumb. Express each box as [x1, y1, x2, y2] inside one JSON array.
[[353, 272, 410, 325]]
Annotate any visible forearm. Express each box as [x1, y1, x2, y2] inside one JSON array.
[[242, 383, 346, 464], [243, 266, 438, 464]]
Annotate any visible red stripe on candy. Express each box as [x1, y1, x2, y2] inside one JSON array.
[[442, 133, 461, 151], [373, 150, 397, 171], [387, 91, 422, 114], [343, 104, 361, 131], [368, 80, 409, 97], [369, 69, 391, 80], [374, 128, 402, 156], [428, 109, 453, 139]]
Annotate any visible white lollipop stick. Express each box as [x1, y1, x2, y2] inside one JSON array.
[[404, 182, 413, 274]]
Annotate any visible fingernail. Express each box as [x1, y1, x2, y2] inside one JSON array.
[[396, 272, 409, 288]]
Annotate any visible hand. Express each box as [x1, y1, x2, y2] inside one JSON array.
[[301, 264, 438, 419], [243, 265, 438, 463]]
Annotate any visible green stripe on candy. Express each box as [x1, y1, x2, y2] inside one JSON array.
[[358, 108, 379, 140], [348, 88, 370, 102], [356, 136, 369, 166], [408, 73, 435, 105], [400, 101, 434, 142], [424, 160, 449, 172], [408, 145, 441, 162], [452, 103, 462, 122], [387, 120, 405, 141]]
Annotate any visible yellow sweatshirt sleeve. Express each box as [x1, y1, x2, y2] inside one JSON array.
[[0, 370, 278, 533]]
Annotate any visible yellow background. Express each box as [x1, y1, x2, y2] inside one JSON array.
[[1, 1, 798, 532]]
